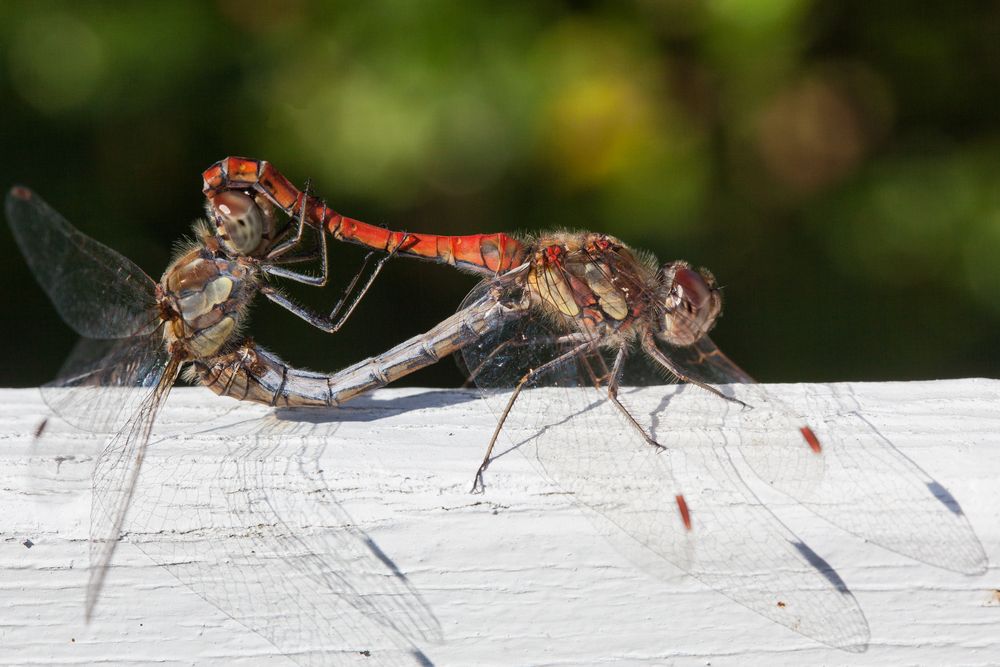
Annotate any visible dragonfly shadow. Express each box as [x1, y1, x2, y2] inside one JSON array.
[[641, 382, 864, 607], [849, 411, 967, 518], [727, 381, 987, 577], [792, 541, 850, 595], [642, 382, 693, 440], [484, 390, 608, 470], [509, 382, 871, 651], [124, 417, 444, 665], [925, 481, 964, 517], [823, 384, 985, 565], [643, 381, 749, 451], [270, 389, 479, 425]]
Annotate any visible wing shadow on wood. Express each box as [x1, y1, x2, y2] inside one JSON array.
[[121, 413, 443, 666]]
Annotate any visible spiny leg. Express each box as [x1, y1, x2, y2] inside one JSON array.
[[580, 346, 612, 390], [321, 233, 412, 331], [261, 197, 326, 266], [264, 179, 317, 263], [642, 332, 747, 408], [605, 346, 664, 450], [461, 332, 590, 389], [608, 345, 694, 532], [263, 195, 331, 287], [261, 222, 413, 333], [259, 285, 359, 334], [472, 340, 592, 492]]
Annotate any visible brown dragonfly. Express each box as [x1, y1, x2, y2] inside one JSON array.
[[6, 186, 437, 664], [195, 161, 990, 651]]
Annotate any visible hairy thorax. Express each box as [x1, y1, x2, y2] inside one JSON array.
[[158, 241, 256, 359], [527, 232, 659, 341]]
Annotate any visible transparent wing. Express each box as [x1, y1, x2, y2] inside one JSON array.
[[659, 335, 754, 385], [41, 329, 170, 434], [87, 356, 180, 620], [461, 296, 870, 651], [119, 412, 440, 666], [731, 382, 988, 575], [653, 337, 987, 575], [5, 186, 159, 339]]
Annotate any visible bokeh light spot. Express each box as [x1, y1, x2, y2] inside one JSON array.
[[708, 0, 805, 30], [756, 77, 865, 194], [8, 13, 105, 115], [543, 77, 656, 188]]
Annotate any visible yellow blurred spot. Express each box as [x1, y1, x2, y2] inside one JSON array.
[[8, 13, 104, 114], [543, 77, 656, 188], [708, 0, 806, 30], [269, 64, 437, 204]]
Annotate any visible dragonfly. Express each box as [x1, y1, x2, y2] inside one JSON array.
[[203, 157, 527, 280], [5, 186, 439, 661], [198, 158, 989, 650]]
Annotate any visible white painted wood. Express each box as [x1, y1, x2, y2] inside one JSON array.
[[0, 381, 997, 666]]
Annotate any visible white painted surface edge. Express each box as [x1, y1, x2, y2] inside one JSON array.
[[0, 380, 998, 666]]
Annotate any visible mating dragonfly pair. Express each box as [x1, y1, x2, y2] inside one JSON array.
[[7, 157, 987, 654]]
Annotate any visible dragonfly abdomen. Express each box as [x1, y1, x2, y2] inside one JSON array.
[[194, 292, 522, 408], [203, 156, 529, 276]]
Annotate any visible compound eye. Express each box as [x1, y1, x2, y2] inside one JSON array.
[[660, 262, 721, 346], [213, 191, 264, 255], [672, 267, 713, 312]]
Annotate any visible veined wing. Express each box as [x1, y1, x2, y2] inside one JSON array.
[[731, 381, 988, 575], [461, 303, 869, 651], [41, 329, 169, 434], [658, 335, 754, 385], [87, 355, 181, 620], [654, 336, 987, 575], [119, 414, 441, 666], [5, 186, 160, 339]]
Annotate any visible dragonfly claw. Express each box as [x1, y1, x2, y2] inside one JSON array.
[[471, 466, 488, 494]]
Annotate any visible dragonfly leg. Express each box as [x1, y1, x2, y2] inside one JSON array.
[[259, 234, 410, 334], [263, 219, 325, 267], [580, 347, 612, 390], [606, 346, 665, 450], [260, 286, 353, 334], [461, 332, 590, 389], [263, 179, 315, 262], [262, 196, 331, 287], [321, 239, 406, 328], [641, 332, 748, 407], [473, 340, 593, 493]]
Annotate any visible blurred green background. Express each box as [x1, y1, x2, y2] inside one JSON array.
[[1, 0, 999, 388]]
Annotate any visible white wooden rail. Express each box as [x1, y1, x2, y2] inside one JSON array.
[[0, 381, 998, 665]]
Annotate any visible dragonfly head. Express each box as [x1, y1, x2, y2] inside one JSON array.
[[658, 262, 721, 346], [209, 191, 267, 256]]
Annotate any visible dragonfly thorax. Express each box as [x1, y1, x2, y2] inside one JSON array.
[[527, 233, 658, 338], [159, 241, 256, 359]]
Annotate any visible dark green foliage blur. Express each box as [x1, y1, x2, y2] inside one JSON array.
[[1, 0, 998, 387]]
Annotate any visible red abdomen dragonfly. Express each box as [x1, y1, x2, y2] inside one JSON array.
[[203, 156, 528, 276], [194, 218, 988, 651]]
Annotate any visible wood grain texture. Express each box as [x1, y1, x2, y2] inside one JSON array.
[[0, 381, 997, 666]]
